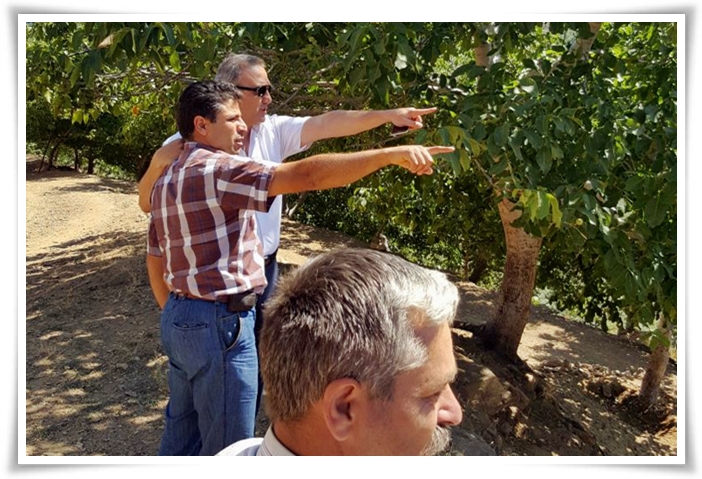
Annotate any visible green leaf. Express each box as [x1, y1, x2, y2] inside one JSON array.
[[69, 65, 81, 88], [493, 123, 510, 147], [467, 138, 482, 156], [71, 31, 84, 51], [439, 128, 451, 146], [551, 143, 564, 160], [536, 115, 548, 135], [486, 133, 500, 157], [458, 149, 471, 172], [71, 109, 83, 124], [443, 126, 465, 144], [523, 129, 543, 150], [645, 193, 667, 228], [137, 26, 154, 53], [489, 155, 508, 175], [161, 23, 176, 45], [446, 150, 462, 174], [526, 191, 539, 220], [536, 147, 553, 174], [547, 194, 562, 227], [625, 175, 645, 193], [537, 191, 550, 220], [473, 123, 486, 141], [509, 135, 524, 162], [169, 51, 181, 71]]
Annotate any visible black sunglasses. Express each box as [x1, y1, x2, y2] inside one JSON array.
[[236, 84, 273, 97]]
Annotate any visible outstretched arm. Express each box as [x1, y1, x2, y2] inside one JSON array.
[[299, 107, 438, 147], [268, 145, 454, 197], [138, 139, 184, 213]]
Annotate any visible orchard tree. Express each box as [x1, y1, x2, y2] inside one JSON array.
[[444, 22, 676, 406], [333, 21, 676, 406]]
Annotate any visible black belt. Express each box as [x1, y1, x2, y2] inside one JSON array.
[[264, 248, 278, 266], [177, 291, 257, 313]]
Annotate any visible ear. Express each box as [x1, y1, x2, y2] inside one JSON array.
[[193, 115, 209, 137], [321, 378, 364, 442]]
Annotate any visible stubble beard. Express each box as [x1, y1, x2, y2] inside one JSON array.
[[420, 426, 451, 456]]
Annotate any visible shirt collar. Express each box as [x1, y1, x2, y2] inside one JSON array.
[[258, 426, 296, 456]]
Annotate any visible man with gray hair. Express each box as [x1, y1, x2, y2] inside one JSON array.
[[217, 248, 463, 456], [139, 52, 440, 414]]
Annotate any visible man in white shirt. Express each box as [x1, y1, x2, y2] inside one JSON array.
[[217, 248, 463, 456], [139, 53, 439, 412]]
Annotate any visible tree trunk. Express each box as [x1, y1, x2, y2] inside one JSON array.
[[87, 157, 96, 175], [468, 253, 489, 284], [38, 133, 56, 173], [73, 148, 81, 171], [474, 43, 489, 67], [639, 316, 671, 408], [479, 199, 542, 361], [574, 22, 602, 59], [48, 141, 62, 169]]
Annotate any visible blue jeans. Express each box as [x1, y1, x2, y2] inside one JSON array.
[[158, 293, 258, 456], [254, 255, 279, 415]]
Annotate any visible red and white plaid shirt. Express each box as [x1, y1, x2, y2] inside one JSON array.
[[147, 142, 277, 298]]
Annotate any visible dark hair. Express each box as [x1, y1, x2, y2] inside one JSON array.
[[175, 80, 242, 140]]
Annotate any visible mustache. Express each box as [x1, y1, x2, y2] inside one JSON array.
[[421, 426, 452, 456]]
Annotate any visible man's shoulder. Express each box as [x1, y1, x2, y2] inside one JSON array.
[[258, 113, 308, 130], [215, 437, 263, 456]]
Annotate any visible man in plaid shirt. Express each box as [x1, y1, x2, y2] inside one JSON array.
[[147, 79, 453, 456]]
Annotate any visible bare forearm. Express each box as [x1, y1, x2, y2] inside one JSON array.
[[269, 144, 447, 197], [146, 254, 170, 309], [300, 107, 437, 147], [271, 150, 390, 196], [300, 110, 391, 145], [138, 165, 163, 213], [139, 139, 184, 213]]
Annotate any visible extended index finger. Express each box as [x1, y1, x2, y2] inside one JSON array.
[[426, 146, 456, 156], [411, 107, 438, 116]]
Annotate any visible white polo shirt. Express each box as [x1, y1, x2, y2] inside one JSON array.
[[164, 114, 311, 257]]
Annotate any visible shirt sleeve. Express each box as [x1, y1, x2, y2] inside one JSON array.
[[216, 156, 278, 212], [270, 114, 312, 159]]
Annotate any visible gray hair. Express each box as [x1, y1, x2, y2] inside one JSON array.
[[260, 248, 459, 422], [215, 53, 266, 84]]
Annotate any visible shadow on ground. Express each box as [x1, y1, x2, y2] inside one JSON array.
[[26, 230, 166, 456]]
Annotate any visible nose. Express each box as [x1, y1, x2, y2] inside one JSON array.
[[437, 386, 463, 427], [261, 90, 272, 105]]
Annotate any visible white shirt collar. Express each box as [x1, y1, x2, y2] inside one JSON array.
[[257, 426, 296, 456]]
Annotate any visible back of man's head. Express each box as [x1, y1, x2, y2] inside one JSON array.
[[215, 53, 266, 84], [260, 248, 459, 423], [176, 80, 242, 140]]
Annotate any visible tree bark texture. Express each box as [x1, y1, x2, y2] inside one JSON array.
[[639, 316, 671, 408], [480, 199, 542, 361]]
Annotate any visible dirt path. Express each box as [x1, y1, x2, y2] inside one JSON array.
[[24, 167, 677, 457]]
